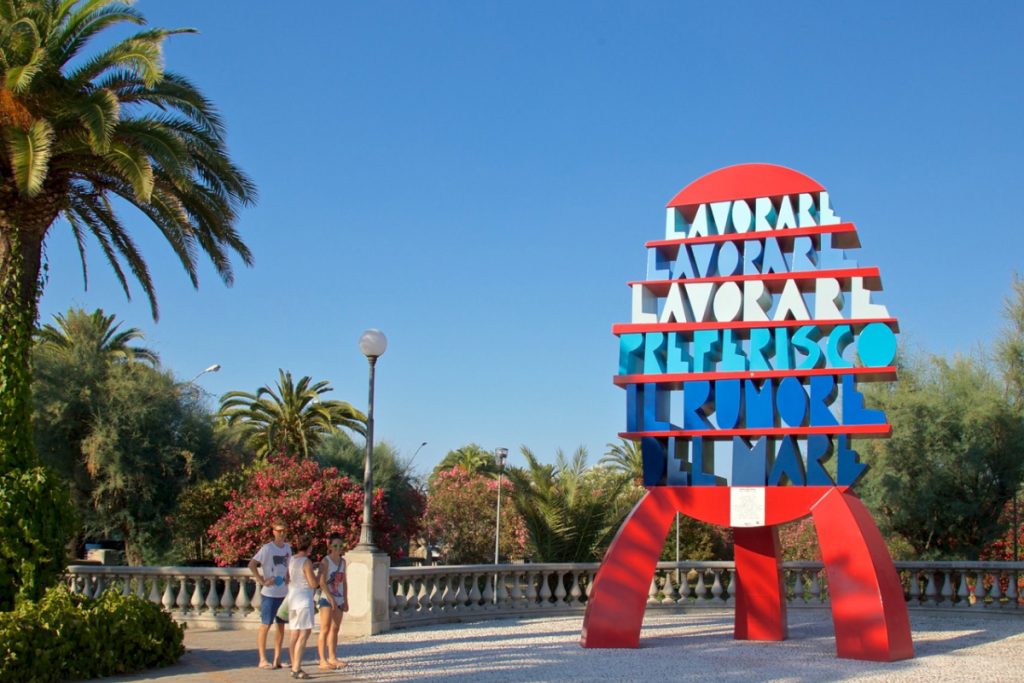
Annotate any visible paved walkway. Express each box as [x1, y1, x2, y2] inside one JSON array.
[[110, 610, 1024, 682]]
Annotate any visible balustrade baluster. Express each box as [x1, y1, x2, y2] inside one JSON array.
[[940, 571, 953, 607], [495, 571, 509, 608], [808, 570, 821, 604], [539, 571, 553, 607], [647, 575, 659, 605], [956, 571, 970, 607], [191, 577, 206, 613], [120, 574, 131, 596], [237, 579, 252, 614], [482, 575, 495, 607], [221, 577, 236, 613], [908, 569, 921, 606], [405, 578, 420, 612], [925, 571, 938, 606], [468, 573, 483, 608], [1006, 570, 1018, 609], [135, 574, 146, 599], [162, 577, 175, 611], [569, 571, 583, 606], [525, 572, 538, 607], [205, 576, 221, 613], [427, 576, 441, 612], [510, 572, 523, 608], [973, 570, 986, 607], [176, 577, 189, 612], [251, 585, 262, 613], [454, 574, 469, 609], [442, 576, 457, 612], [990, 570, 1003, 607], [694, 570, 707, 605], [550, 571, 565, 607], [711, 570, 723, 602]]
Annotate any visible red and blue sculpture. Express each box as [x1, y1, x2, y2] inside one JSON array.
[[580, 164, 914, 661]]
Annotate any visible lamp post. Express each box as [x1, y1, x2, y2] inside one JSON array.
[[356, 329, 387, 550], [187, 363, 221, 384], [494, 447, 508, 603]]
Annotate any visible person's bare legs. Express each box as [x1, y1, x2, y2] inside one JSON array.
[[328, 610, 345, 667], [256, 624, 272, 667], [273, 622, 285, 668], [292, 629, 311, 673], [317, 606, 333, 667]]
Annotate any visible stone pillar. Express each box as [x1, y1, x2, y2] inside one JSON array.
[[341, 548, 390, 637]]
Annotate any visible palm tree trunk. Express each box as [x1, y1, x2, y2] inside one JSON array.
[[0, 222, 45, 471]]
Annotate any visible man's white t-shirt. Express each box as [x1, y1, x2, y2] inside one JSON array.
[[252, 542, 292, 598]]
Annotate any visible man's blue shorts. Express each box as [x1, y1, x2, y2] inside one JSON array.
[[259, 595, 287, 626]]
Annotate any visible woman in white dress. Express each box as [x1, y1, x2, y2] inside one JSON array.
[[286, 536, 318, 680]]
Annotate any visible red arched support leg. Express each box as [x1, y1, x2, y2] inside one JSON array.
[[811, 488, 914, 661], [580, 489, 676, 648], [733, 526, 787, 641]]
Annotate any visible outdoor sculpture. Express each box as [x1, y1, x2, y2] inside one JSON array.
[[580, 164, 914, 661]]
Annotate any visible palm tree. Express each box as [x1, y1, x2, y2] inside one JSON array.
[[505, 446, 631, 562], [430, 443, 498, 480], [599, 438, 643, 484], [36, 307, 157, 365], [219, 370, 366, 460], [0, 1, 254, 469]]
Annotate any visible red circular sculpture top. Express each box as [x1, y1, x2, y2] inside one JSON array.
[[666, 163, 825, 208]]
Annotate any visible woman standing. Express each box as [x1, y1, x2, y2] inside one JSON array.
[[286, 536, 318, 680], [317, 533, 349, 670]]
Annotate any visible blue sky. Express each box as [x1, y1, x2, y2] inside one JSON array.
[[37, 1, 1023, 477]]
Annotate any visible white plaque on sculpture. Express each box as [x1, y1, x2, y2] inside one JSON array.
[[730, 487, 766, 527]]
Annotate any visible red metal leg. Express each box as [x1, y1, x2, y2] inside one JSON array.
[[811, 488, 914, 661], [580, 489, 676, 648], [733, 526, 788, 641]]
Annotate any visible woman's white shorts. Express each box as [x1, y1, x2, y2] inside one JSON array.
[[287, 594, 315, 630]]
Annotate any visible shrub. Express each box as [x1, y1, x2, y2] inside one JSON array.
[[208, 454, 418, 564], [0, 467, 76, 610], [0, 585, 184, 682]]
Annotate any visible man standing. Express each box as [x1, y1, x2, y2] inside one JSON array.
[[249, 521, 292, 669]]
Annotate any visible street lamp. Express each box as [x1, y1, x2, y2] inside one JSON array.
[[356, 329, 387, 550], [186, 363, 221, 385], [494, 447, 509, 603]]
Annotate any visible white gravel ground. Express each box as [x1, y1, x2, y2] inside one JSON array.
[[111, 609, 1024, 682]]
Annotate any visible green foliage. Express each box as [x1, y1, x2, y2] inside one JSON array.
[[858, 352, 1024, 559], [0, 0, 256, 321], [660, 513, 732, 562], [506, 446, 632, 562], [315, 433, 423, 542], [425, 466, 526, 564], [219, 369, 365, 460], [429, 443, 498, 482], [0, 585, 184, 682], [600, 438, 643, 484], [996, 273, 1024, 412], [0, 231, 35, 472], [32, 309, 218, 564], [172, 469, 246, 562], [0, 467, 75, 610]]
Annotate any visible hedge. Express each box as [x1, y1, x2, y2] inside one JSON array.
[[0, 585, 184, 682]]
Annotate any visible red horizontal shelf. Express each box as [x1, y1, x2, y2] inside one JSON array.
[[619, 424, 891, 439], [629, 267, 882, 296], [646, 222, 860, 250], [613, 365, 897, 386], [612, 317, 899, 336]]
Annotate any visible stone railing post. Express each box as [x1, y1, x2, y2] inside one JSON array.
[[341, 548, 391, 637]]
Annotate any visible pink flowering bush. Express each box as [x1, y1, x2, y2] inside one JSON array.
[[425, 466, 526, 564], [208, 454, 419, 564]]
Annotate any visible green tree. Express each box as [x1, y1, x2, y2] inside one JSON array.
[[33, 311, 218, 564], [858, 352, 1024, 559], [996, 273, 1024, 413], [219, 370, 366, 460], [36, 308, 157, 365], [599, 438, 642, 484], [0, 0, 252, 604], [315, 432, 424, 554], [430, 443, 498, 481], [505, 446, 632, 562]]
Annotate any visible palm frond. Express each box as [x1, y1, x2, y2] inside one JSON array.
[[5, 118, 54, 196]]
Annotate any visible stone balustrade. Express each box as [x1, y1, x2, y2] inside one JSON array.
[[64, 559, 1024, 631]]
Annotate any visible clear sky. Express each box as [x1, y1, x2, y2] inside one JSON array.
[[37, 1, 1023, 477]]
